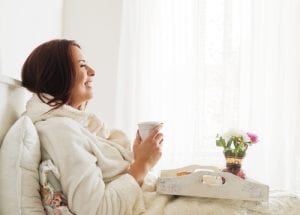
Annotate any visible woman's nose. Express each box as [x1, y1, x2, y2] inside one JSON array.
[[87, 65, 95, 76]]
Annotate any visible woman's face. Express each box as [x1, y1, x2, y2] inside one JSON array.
[[69, 46, 95, 109]]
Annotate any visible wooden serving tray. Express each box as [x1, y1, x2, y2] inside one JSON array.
[[156, 165, 269, 202]]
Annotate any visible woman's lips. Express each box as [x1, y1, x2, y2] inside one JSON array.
[[85, 81, 93, 87]]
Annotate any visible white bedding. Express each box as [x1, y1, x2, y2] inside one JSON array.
[[37, 161, 300, 214], [142, 175, 300, 215]]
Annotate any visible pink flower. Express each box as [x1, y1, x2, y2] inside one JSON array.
[[246, 132, 258, 143], [237, 169, 246, 179]]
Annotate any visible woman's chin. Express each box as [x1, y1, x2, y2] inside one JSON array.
[[88, 92, 93, 100]]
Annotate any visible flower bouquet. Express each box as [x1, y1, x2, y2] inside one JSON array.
[[216, 130, 258, 179]]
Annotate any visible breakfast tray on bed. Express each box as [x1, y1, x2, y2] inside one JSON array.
[[156, 165, 269, 201]]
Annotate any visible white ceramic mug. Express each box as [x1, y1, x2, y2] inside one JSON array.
[[137, 121, 163, 141]]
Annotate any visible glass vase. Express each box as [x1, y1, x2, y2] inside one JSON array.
[[223, 155, 245, 179]]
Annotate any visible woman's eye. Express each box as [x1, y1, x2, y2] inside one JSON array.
[[80, 64, 87, 68]]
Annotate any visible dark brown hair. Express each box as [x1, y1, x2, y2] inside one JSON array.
[[21, 39, 80, 109]]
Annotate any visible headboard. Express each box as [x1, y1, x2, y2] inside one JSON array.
[[0, 75, 31, 146]]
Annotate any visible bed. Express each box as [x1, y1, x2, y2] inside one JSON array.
[[0, 76, 30, 144], [0, 76, 300, 215], [0, 76, 45, 214]]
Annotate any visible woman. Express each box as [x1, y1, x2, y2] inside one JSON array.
[[22, 39, 164, 214]]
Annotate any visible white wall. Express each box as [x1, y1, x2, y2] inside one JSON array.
[[62, 0, 122, 126], [0, 0, 63, 79]]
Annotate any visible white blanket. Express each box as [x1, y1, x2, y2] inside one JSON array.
[[40, 159, 300, 215], [142, 175, 300, 215]]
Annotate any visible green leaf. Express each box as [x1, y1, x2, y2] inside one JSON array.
[[216, 137, 226, 148], [226, 137, 233, 148]]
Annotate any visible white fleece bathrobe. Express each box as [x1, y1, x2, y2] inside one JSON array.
[[25, 94, 150, 215], [25, 95, 300, 215]]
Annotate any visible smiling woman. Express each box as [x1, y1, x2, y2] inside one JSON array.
[[69, 47, 95, 109], [22, 40, 96, 110], [21, 40, 83, 109], [20, 39, 165, 214]]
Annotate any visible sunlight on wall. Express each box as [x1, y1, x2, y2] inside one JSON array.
[[0, 0, 63, 80]]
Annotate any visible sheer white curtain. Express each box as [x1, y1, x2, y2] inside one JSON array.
[[116, 0, 300, 192]]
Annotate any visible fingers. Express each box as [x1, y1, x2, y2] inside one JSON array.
[[147, 123, 163, 139], [145, 131, 163, 147], [154, 133, 164, 146], [142, 124, 164, 147], [134, 130, 142, 146], [136, 130, 142, 141], [159, 137, 164, 146]]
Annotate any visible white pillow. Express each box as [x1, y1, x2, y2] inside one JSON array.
[[0, 116, 44, 215]]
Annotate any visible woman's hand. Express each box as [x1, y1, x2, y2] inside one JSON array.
[[127, 125, 163, 185]]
